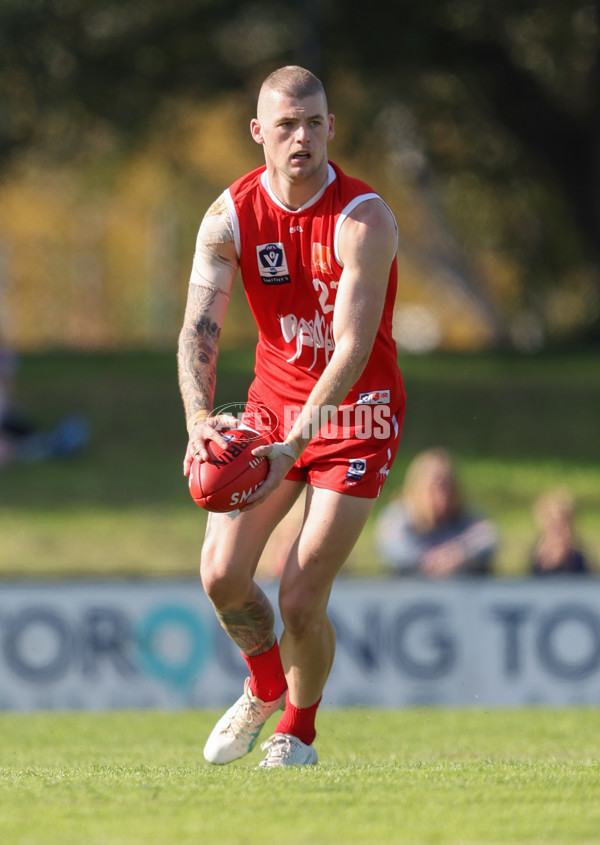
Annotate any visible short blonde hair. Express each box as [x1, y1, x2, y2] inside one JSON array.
[[261, 65, 324, 97], [258, 66, 327, 114]]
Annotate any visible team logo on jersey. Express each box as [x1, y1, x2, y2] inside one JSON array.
[[312, 242, 332, 274], [346, 458, 367, 482], [357, 389, 391, 405], [256, 242, 291, 285]]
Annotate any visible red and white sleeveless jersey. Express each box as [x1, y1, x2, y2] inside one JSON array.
[[224, 161, 403, 408]]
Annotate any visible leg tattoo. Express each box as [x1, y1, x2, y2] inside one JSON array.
[[217, 587, 275, 656]]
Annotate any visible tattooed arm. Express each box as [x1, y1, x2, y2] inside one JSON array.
[[177, 196, 239, 475]]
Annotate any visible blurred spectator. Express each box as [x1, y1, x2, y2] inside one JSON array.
[[0, 346, 89, 466], [0, 346, 17, 464], [530, 487, 591, 575], [375, 447, 498, 577]]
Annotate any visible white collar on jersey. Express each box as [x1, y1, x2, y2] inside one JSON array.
[[260, 163, 337, 213]]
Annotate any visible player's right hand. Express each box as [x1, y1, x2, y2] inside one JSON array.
[[183, 413, 239, 476]]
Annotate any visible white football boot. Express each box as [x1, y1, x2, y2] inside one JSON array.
[[203, 678, 286, 764], [258, 733, 318, 768]]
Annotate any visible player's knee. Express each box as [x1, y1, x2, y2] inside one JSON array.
[[201, 566, 242, 609], [200, 549, 242, 608], [279, 585, 321, 637]]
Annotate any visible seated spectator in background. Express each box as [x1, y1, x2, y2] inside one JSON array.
[[530, 487, 591, 575], [375, 447, 498, 578], [0, 345, 89, 466], [0, 346, 17, 465]]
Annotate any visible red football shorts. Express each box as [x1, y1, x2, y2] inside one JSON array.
[[241, 379, 405, 499]]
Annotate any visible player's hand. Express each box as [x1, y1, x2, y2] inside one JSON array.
[[183, 413, 239, 476], [241, 441, 299, 509]]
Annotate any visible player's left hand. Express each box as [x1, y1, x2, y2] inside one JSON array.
[[241, 442, 299, 509]]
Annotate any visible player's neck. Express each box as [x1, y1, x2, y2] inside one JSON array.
[[266, 166, 329, 212]]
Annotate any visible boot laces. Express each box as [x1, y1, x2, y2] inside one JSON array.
[[260, 733, 296, 762], [226, 679, 262, 736]]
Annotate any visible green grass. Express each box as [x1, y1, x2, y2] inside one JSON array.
[[1, 347, 599, 578], [1, 708, 599, 844]]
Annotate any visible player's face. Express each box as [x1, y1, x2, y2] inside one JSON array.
[[251, 91, 335, 187]]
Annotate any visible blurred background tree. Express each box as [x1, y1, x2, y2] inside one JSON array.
[[1, 1, 599, 579], [0, 0, 598, 351]]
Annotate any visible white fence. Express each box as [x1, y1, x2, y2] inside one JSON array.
[[1, 578, 599, 710]]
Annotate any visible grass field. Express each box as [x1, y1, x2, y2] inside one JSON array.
[[2, 351, 599, 843], [0, 347, 599, 578], [1, 708, 599, 844]]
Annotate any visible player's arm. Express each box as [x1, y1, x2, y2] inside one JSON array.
[[287, 197, 397, 453], [249, 197, 397, 502], [177, 194, 239, 475]]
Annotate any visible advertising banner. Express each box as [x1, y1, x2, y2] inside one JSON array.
[[0, 578, 599, 710]]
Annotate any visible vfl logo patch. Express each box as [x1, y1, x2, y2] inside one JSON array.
[[312, 242, 332, 274], [346, 458, 367, 482], [257, 242, 291, 285], [357, 389, 391, 405]]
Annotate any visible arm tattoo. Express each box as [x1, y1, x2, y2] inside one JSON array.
[[178, 285, 222, 416], [216, 587, 276, 656]]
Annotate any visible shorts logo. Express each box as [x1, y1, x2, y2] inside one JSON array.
[[257, 243, 291, 285], [357, 389, 391, 405], [312, 242, 332, 274], [346, 458, 367, 482]]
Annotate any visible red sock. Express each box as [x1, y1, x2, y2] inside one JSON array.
[[274, 691, 321, 746], [242, 641, 287, 702]]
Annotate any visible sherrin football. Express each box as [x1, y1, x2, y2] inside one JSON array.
[[188, 426, 269, 513]]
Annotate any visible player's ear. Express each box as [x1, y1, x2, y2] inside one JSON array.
[[250, 118, 264, 145], [327, 114, 335, 142]]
